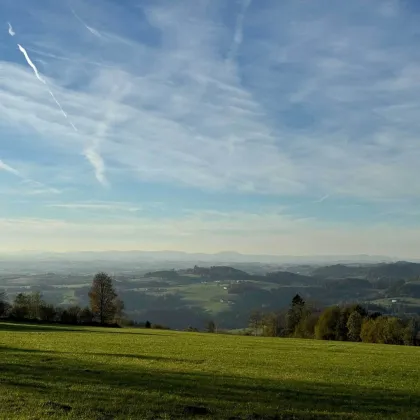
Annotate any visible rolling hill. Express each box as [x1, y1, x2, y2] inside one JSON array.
[[1, 322, 420, 419]]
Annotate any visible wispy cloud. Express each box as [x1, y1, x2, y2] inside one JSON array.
[[2, 0, 420, 255], [47, 202, 140, 211], [314, 194, 330, 204], [2, 0, 417, 200], [21, 179, 61, 195], [83, 82, 127, 187], [0, 159, 21, 176], [7, 22, 15, 36], [228, 0, 252, 61], [83, 147, 107, 185], [26, 188, 61, 195]]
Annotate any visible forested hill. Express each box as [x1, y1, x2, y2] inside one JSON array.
[[265, 271, 315, 285], [368, 262, 420, 280], [311, 264, 370, 279], [147, 262, 420, 283], [147, 266, 251, 280], [311, 261, 420, 280]]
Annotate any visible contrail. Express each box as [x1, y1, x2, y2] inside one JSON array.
[[0, 160, 60, 193], [70, 7, 101, 37], [7, 22, 15, 36], [0, 160, 60, 194], [48, 91, 68, 118], [17, 43, 77, 130], [18, 44, 45, 83], [26, 46, 115, 68]]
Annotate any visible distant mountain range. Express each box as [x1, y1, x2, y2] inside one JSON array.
[[0, 250, 401, 264]]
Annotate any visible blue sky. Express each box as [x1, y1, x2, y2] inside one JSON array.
[[1, 0, 420, 257]]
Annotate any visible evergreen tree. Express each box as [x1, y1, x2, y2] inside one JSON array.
[[206, 320, 216, 333], [286, 294, 306, 336], [0, 290, 8, 317]]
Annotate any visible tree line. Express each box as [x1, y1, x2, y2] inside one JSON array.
[[0, 272, 124, 326], [1, 275, 419, 346], [247, 294, 419, 346]]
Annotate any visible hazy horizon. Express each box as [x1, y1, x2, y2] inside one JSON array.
[[0, 248, 403, 264]]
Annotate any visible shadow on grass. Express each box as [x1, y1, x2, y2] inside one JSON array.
[[1, 346, 420, 419], [0, 321, 171, 336], [0, 323, 85, 333], [0, 345, 196, 364]]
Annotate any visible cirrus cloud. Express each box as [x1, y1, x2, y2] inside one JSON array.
[[1, 0, 420, 255]]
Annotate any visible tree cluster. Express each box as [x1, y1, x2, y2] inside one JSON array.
[[0, 290, 96, 325], [0, 272, 124, 327], [249, 294, 419, 346]]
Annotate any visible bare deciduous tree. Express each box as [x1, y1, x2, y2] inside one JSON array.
[[88, 272, 118, 324], [249, 310, 262, 336]]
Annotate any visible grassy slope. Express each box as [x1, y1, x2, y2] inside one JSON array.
[[1, 323, 420, 420]]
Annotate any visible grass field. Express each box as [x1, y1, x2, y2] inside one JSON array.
[[1, 323, 420, 420]]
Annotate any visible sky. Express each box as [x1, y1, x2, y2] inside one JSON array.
[[1, 0, 420, 257]]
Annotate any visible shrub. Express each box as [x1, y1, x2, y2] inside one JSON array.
[[185, 325, 199, 332], [360, 318, 377, 343], [347, 311, 363, 342], [151, 324, 170, 330], [361, 316, 405, 344], [315, 306, 341, 340]]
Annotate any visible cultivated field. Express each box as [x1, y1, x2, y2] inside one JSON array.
[[1, 323, 420, 419]]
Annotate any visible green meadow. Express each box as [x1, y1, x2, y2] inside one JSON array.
[[1, 322, 420, 420]]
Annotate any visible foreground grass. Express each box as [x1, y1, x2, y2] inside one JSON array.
[[1, 323, 420, 419]]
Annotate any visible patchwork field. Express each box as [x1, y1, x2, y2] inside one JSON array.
[[1, 322, 420, 419]]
